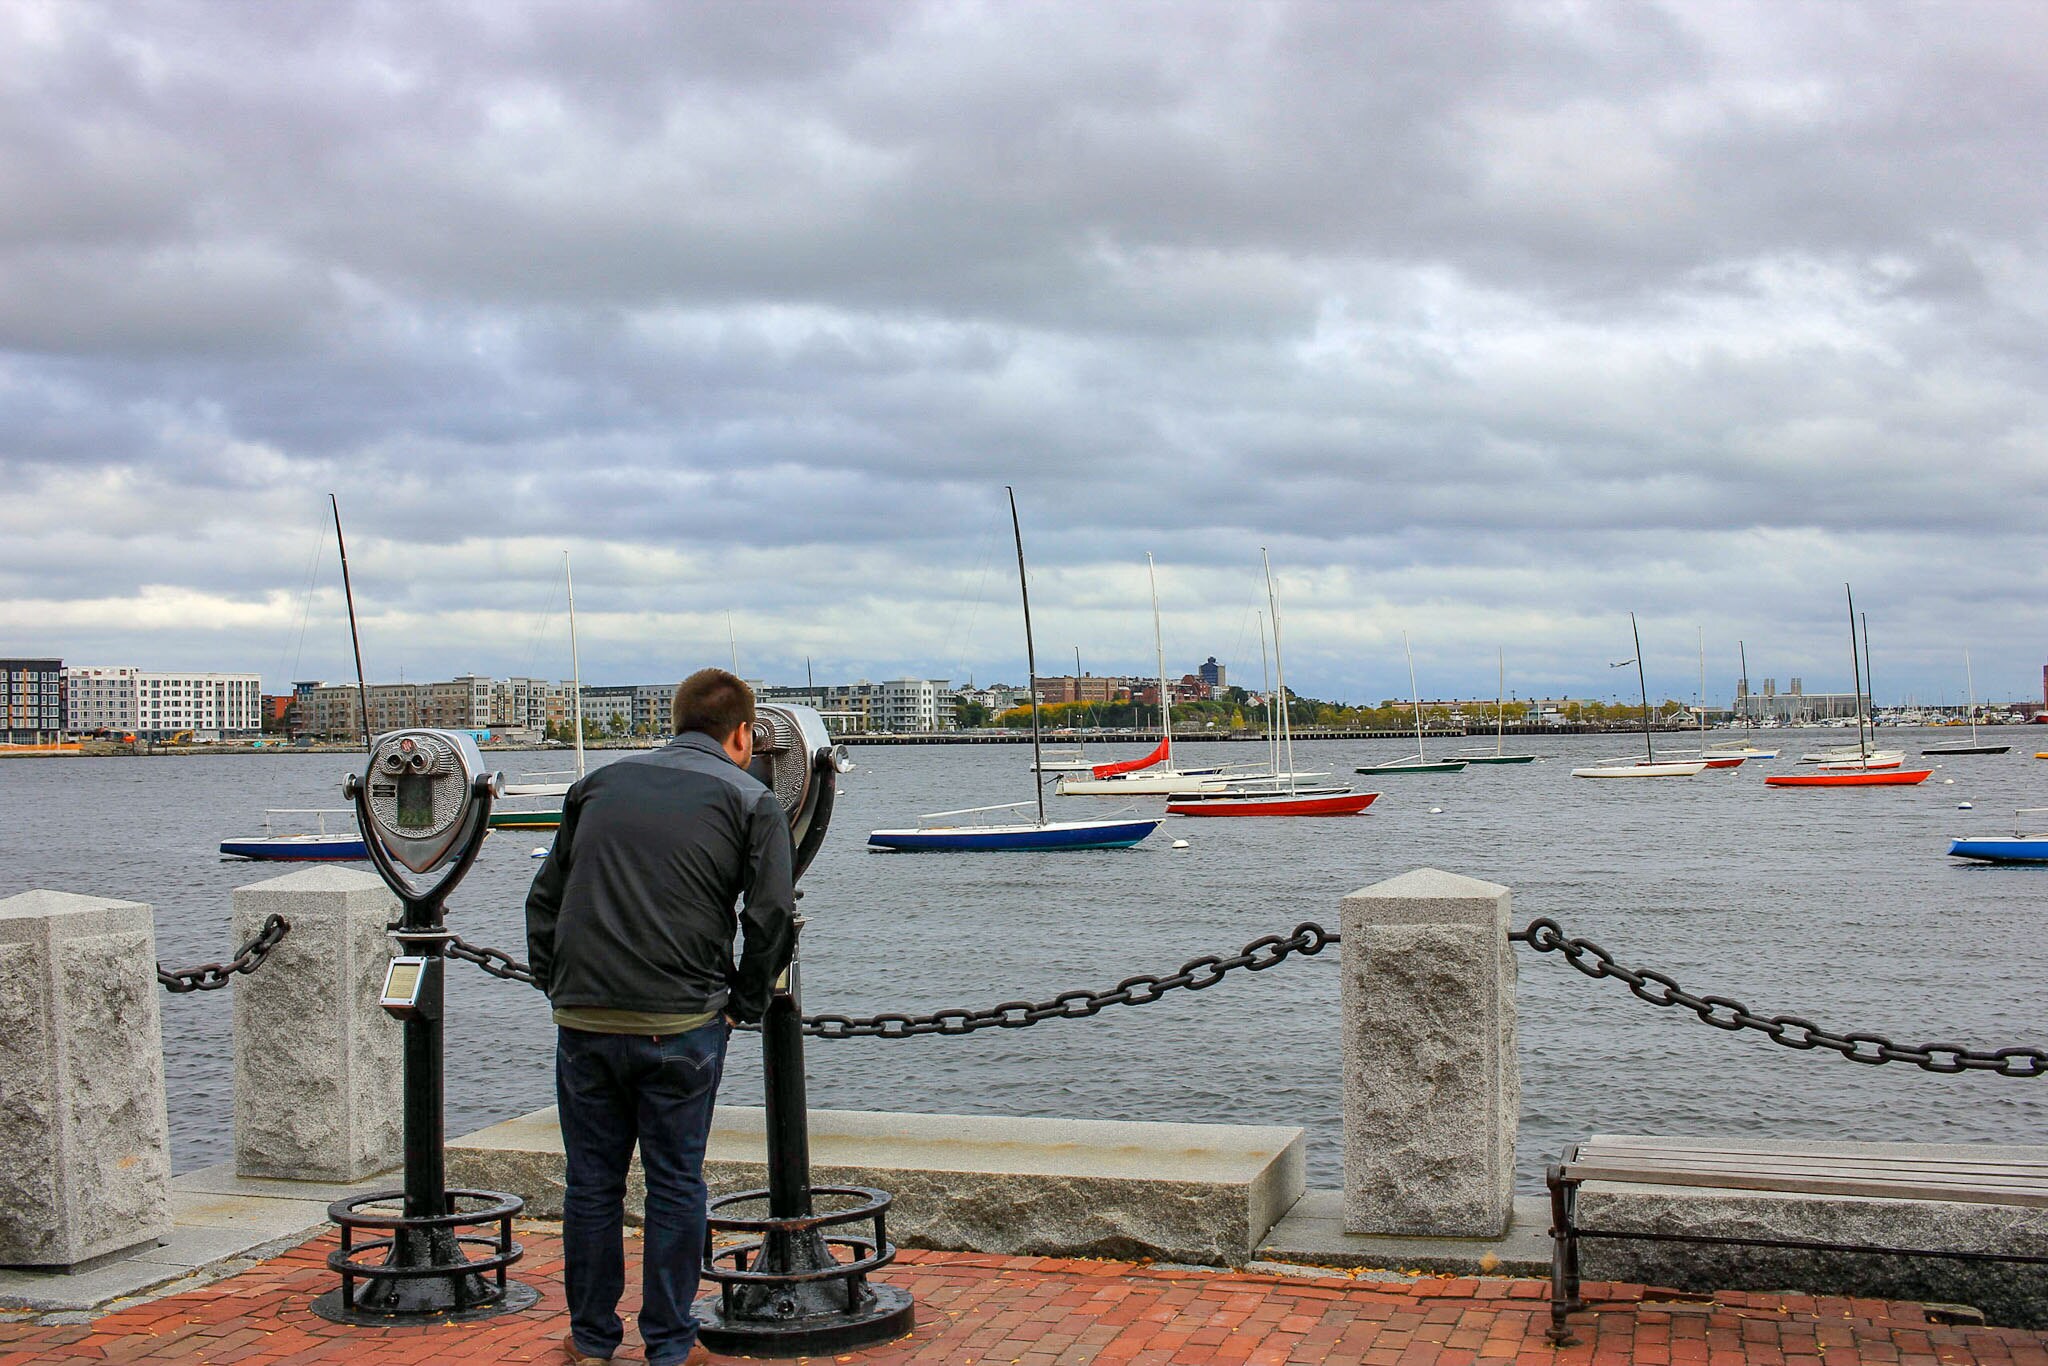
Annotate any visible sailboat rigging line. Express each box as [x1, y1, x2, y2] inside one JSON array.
[[1630, 612, 1653, 763], [1861, 610, 1875, 727], [566, 553, 585, 775], [521, 567, 564, 684], [1258, 610, 1275, 776], [1847, 586, 1867, 761], [943, 528, 999, 689], [1007, 487, 1047, 827], [1261, 550, 1297, 793], [330, 494, 374, 755], [282, 523, 327, 687]]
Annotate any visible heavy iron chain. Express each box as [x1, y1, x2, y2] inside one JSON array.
[[441, 917, 2047, 1074], [1513, 917, 2048, 1078], [791, 921, 1339, 1039], [442, 923, 1340, 1036], [156, 914, 291, 993]]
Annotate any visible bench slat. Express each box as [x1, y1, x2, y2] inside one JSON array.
[[1563, 1160, 2048, 1207], [1585, 1135, 2048, 1173], [1576, 1144, 2048, 1182]]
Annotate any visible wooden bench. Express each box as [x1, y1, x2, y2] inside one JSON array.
[[1546, 1136, 2048, 1345]]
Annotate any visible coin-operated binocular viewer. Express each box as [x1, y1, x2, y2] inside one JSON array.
[[314, 730, 539, 1323], [696, 705, 915, 1356]]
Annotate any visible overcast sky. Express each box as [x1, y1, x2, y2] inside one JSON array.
[[3, 0, 2044, 707]]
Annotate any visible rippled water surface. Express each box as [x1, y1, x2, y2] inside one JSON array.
[[4, 732, 2044, 1190]]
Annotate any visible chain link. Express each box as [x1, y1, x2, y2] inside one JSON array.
[[1513, 916, 2048, 1077], [446, 935, 539, 985], [157, 915, 291, 993]]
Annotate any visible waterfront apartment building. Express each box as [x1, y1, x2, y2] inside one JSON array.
[[3, 657, 64, 743], [63, 666, 262, 739], [1034, 674, 1131, 705]]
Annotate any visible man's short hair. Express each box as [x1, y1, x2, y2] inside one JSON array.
[[673, 668, 756, 739]]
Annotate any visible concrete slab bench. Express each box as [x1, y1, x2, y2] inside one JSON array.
[[1547, 1134, 2048, 1342], [448, 1105, 1305, 1266]]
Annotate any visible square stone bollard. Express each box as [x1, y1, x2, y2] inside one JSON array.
[[232, 867, 403, 1182], [1341, 868, 1516, 1237], [0, 890, 172, 1269]]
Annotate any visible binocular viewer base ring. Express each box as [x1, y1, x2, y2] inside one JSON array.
[[696, 1185, 915, 1356], [310, 1188, 537, 1325]]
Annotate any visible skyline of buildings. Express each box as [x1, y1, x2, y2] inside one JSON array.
[[5, 650, 2042, 745]]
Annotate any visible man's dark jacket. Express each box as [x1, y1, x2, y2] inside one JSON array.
[[525, 731, 796, 1024]]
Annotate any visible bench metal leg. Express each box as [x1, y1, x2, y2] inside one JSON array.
[[1547, 1162, 1581, 1347]]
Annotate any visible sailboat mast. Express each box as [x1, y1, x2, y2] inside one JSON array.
[[1261, 549, 1297, 793], [566, 552, 585, 778], [1739, 640, 1753, 742], [1496, 647, 1506, 756], [1007, 487, 1046, 826], [1697, 627, 1706, 751], [1966, 648, 1978, 743], [1846, 585, 1867, 765], [330, 494, 374, 755], [1404, 631, 1424, 759], [1148, 553, 1171, 767], [1631, 613, 1654, 762]]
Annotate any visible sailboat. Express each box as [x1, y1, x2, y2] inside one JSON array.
[[1166, 552, 1378, 816], [490, 552, 587, 830], [1453, 649, 1536, 765], [1571, 615, 1708, 778], [869, 490, 1161, 851], [1356, 633, 1466, 774], [1057, 555, 1290, 795], [1767, 587, 1931, 787], [1923, 650, 2010, 756], [1706, 641, 1778, 759], [1948, 808, 2048, 863]]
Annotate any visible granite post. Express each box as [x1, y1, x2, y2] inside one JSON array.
[[233, 867, 403, 1182], [1341, 868, 1516, 1237], [0, 890, 172, 1269]]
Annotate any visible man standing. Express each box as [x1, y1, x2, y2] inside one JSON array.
[[527, 668, 796, 1366]]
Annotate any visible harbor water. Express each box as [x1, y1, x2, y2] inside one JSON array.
[[3, 731, 2043, 1190]]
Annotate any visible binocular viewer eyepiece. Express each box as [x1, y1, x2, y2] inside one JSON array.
[[345, 729, 502, 890], [746, 703, 850, 882]]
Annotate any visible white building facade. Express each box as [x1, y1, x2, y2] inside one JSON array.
[[66, 667, 263, 738]]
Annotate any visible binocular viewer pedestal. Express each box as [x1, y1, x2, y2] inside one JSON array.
[[695, 953, 915, 1355], [312, 730, 536, 1324]]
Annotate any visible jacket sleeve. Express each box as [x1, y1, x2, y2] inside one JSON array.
[[728, 788, 797, 1023], [523, 785, 580, 997]]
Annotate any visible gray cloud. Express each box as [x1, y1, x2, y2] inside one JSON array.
[[2, 0, 2045, 704]]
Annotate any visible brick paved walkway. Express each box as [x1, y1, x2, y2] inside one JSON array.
[[4, 1228, 2045, 1365]]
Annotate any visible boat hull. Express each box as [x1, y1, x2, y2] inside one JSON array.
[[1353, 760, 1466, 775], [220, 836, 369, 861], [1570, 762, 1707, 778], [1166, 791, 1379, 817], [1921, 744, 2011, 756], [1765, 769, 1934, 787], [867, 819, 1160, 851], [1948, 836, 2048, 863], [1457, 754, 1536, 765], [489, 809, 564, 830]]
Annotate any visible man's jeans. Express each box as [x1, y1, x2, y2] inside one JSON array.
[[557, 1020, 730, 1366]]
